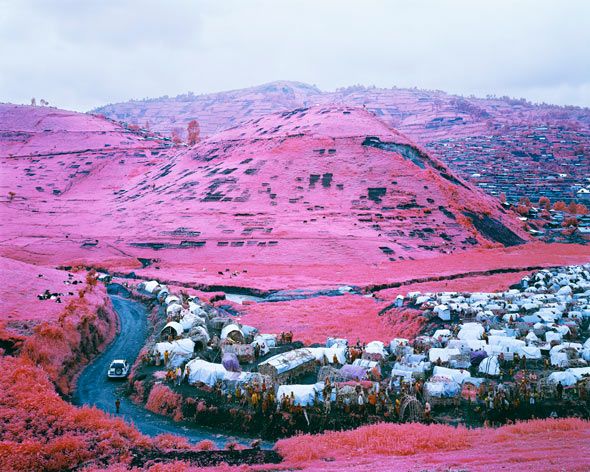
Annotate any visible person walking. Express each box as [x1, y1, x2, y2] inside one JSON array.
[[176, 366, 182, 386], [115, 398, 121, 414], [556, 381, 564, 400]]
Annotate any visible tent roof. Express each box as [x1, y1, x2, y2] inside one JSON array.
[[161, 321, 183, 336]]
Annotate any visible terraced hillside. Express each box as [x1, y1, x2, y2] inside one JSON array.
[[94, 81, 590, 203]]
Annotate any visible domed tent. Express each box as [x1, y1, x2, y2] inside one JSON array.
[[222, 352, 241, 372], [142, 280, 160, 294], [478, 355, 500, 376], [220, 324, 245, 344], [160, 321, 183, 340], [188, 325, 210, 350], [154, 338, 195, 367]]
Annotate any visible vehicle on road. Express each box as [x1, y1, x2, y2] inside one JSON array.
[[107, 359, 130, 379]]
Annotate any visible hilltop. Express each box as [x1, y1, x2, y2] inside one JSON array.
[[93, 81, 590, 204]]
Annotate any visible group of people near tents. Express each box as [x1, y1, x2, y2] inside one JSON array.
[[134, 264, 590, 435]]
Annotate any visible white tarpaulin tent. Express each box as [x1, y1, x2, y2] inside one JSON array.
[[185, 359, 227, 386], [425, 377, 460, 398], [547, 371, 577, 387], [161, 321, 183, 338], [327, 337, 348, 348], [448, 339, 486, 353], [365, 341, 387, 358], [154, 338, 195, 367], [457, 323, 484, 340], [251, 334, 277, 356], [434, 304, 451, 321], [142, 280, 160, 293], [429, 348, 460, 363], [220, 324, 245, 343], [478, 356, 500, 376], [567, 367, 590, 381], [390, 338, 409, 350], [165, 294, 181, 306], [353, 358, 379, 369], [276, 383, 322, 406], [259, 348, 316, 376], [189, 301, 208, 318], [308, 346, 347, 365], [166, 304, 182, 317], [519, 345, 542, 360], [432, 329, 451, 341], [180, 311, 206, 331], [433, 366, 472, 384]]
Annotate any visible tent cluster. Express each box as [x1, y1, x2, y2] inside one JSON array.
[[138, 280, 266, 371], [393, 264, 590, 401], [136, 265, 590, 428]]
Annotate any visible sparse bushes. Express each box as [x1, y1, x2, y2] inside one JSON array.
[[146, 384, 184, 422], [275, 422, 472, 464], [195, 439, 215, 451]]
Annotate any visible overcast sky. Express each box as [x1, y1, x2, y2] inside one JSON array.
[[1, 0, 589, 111]]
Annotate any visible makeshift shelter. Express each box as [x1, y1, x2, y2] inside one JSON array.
[[478, 355, 500, 376], [432, 329, 452, 341], [252, 334, 277, 356], [276, 384, 322, 407], [221, 343, 255, 364], [424, 376, 460, 399], [428, 348, 460, 364], [470, 350, 488, 366], [327, 337, 348, 348], [180, 311, 206, 331], [166, 304, 182, 317], [353, 358, 379, 369], [165, 294, 181, 306], [220, 324, 245, 344], [317, 365, 341, 382], [222, 371, 270, 390], [448, 339, 486, 353], [308, 346, 346, 365], [339, 364, 368, 381], [364, 341, 387, 360], [457, 323, 484, 340], [160, 321, 183, 340], [142, 280, 160, 294], [567, 367, 590, 381], [241, 325, 258, 341], [434, 304, 451, 321], [258, 348, 317, 383], [209, 316, 232, 331], [547, 371, 577, 387], [185, 359, 227, 387], [188, 326, 210, 350], [154, 338, 195, 367], [433, 366, 471, 384], [222, 352, 241, 372]]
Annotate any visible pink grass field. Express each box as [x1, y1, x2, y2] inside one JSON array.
[[234, 294, 424, 344]]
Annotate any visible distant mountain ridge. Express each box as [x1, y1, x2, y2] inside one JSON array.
[[93, 81, 590, 205]]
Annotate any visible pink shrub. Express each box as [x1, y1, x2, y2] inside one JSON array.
[[195, 439, 216, 451], [0, 357, 147, 471], [154, 433, 191, 451], [275, 422, 473, 464], [145, 384, 184, 422]]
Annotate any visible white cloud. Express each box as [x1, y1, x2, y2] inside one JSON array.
[[0, 0, 589, 111]]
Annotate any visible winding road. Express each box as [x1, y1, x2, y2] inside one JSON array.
[[73, 284, 256, 447]]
